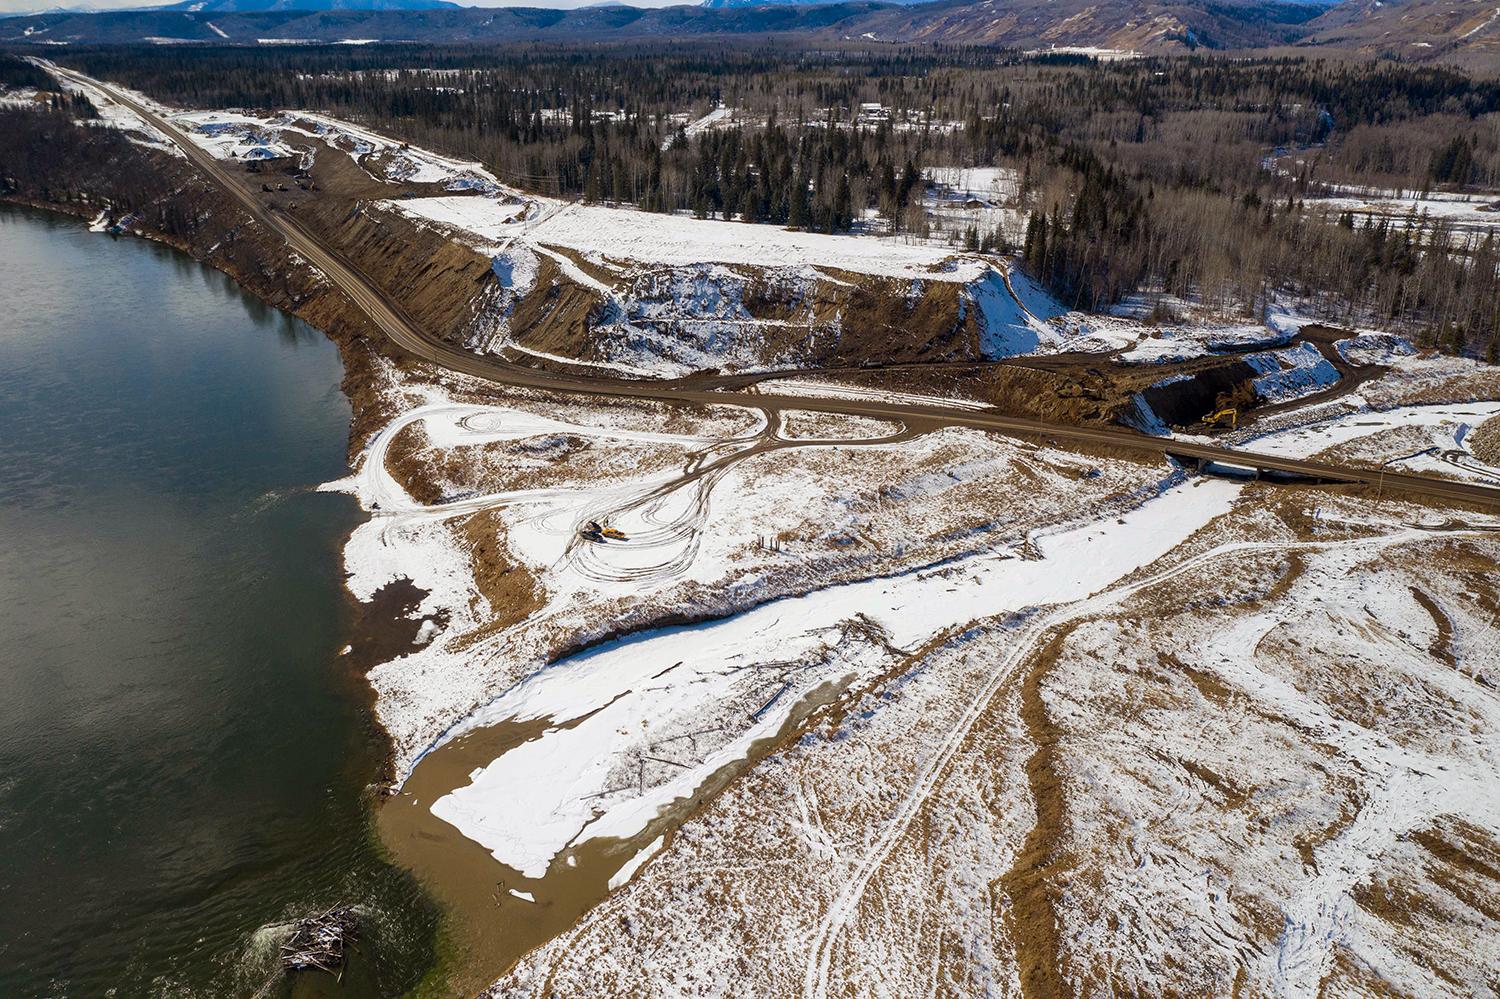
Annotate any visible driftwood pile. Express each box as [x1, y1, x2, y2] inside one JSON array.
[[279, 906, 356, 977]]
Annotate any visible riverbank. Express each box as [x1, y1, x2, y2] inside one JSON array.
[[1, 111, 409, 463], [3, 121, 610, 995]]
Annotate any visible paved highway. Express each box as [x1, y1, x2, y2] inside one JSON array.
[[59, 66, 1500, 511]]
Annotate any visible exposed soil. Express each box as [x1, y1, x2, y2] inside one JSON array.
[[999, 625, 1078, 999], [809, 337, 1373, 436], [1413, 821, 1500, 886], [1140, 358, 1260, 426], [453, 509, 544, 649], [1408, 585, 1457, 668], [509, 255, 986, 374], [504, 254, 601, 357], [382, 421, 444, 504], [1473, 414, 1500, 466]]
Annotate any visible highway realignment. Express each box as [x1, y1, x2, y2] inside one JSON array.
[[56, 65, 1500, 511]]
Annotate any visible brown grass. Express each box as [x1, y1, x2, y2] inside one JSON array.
[[1473, 414, 1500, 467], [1408, 586, 1457, 668], [451, 509, 544, 651], [382, 421, 446, 504]]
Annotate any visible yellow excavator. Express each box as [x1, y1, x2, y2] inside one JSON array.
[[580, 520, 629, 542], [1202, 407, 1238, 431]]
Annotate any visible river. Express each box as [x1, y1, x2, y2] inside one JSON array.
[[0, 206, 438, 998]]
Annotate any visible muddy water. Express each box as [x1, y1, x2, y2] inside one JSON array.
[[379, 678, 850, 992], [0, 207, 437, 998]]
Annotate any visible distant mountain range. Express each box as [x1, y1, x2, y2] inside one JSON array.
[[161, 0, 457, 11], [1300, 0, 1500, 68], [0, 0, 890, 41], [2, 0, 1497, 71], [841, 0, 1327, 50], [699, 0, 931, 9]]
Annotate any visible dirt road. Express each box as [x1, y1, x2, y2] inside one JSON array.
[[59, 66, 1500, 511]]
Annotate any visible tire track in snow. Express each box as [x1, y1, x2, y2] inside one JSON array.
[[801, 523, 1499, 999]]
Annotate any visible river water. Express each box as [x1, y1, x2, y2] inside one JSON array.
[[0, 206, 438, 998]]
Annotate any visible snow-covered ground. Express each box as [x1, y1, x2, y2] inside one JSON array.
[[432, 473, 1241, 879], [308, 262, 1500, 999], [1243, 399, 1500, 486], [1302, 187, 1500, 245], [489, 488, 1500, 999], [1024, 44, 1143, 60], [171, 110, 302, 163], [388, 196, 992, 282], [1249, 340, 1342, 403], [0, 86, 41, 109], [924, 165, 1021, 204], [661, 104, 735, 151], [42, 69, 182, 157]]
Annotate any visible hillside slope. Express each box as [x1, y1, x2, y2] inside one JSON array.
[[851, 0, 1326, 50], [1301, 0, 1500, 68], [162, 0, 458, 12], [0, 0, 1329, 52], [0, 3, 886, 44]]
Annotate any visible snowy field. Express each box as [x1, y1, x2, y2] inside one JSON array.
[[322, 338, 1500, 999], [37, 67, 508, 191], [388, 196, 992, 282], [1302, 187, 1500, 245], [488, 488, 1500, 999], [924, 165, 1021, 203]]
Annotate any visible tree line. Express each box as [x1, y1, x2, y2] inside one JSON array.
[[24, 41, 1500, 357]]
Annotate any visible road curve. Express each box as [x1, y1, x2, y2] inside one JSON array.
[[58, 66, 1500, 511]]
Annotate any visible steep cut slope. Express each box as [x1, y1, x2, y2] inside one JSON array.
[[384, 193, 1060, 377]]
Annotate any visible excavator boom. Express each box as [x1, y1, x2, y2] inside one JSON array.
[[1202, 407, 1238, 430]]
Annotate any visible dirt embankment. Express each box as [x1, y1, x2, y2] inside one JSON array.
[[302, 193, 497, 350], [3, 104, 544, 454], [1137, 359, 1259, 426], [800, 351, 1266, 431], [1473, 415, 1500, 467], [505, 257, 989, 374]]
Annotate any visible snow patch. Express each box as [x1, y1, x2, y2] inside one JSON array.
[[608, 835, 665, 891], [429, 477, 1241, 879]]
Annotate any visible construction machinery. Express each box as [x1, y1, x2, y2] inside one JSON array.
[[579, 520, 628, 542], [1202, 407, 1238, 431]]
